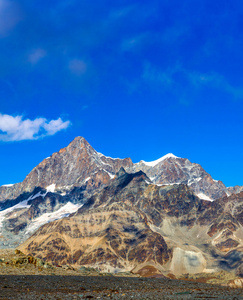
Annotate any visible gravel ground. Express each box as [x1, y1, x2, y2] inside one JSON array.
[[0, 275, 242, 299]]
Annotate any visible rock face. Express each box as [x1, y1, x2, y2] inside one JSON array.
[[19, 171, 172, 272], [0, 136, 240, 206], [0, 137, 135, 247], [228, 185, 243, 195], [130, 155, 228, 201], [19, 170, 243, 275], [0, 136, 243, 276], [0, 137, 133, 202]]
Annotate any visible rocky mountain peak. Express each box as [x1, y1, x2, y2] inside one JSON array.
[[0, 136, 241, 205], [129, 154, 229, 201], [0, 136, 133, 202]]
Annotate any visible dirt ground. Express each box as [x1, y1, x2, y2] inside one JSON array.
[[0, 249, 242, 299], [0, 275, 242, 300]]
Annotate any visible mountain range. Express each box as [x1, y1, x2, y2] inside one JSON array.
[[0, 136, 243, 278]]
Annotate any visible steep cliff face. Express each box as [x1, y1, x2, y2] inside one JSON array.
[[19, 170, 243, 274], [21, 137, 132, 190]]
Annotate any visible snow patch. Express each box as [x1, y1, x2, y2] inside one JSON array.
[[196, 192, 213, 202], [46, 184, 56, 193], [84, 177, 90, 183], [226, 190, 231, 196], [1, 184, 14, 187], [25, 202, 82, 234], [58, 185, 73, 191], [188, 177, 202, 185], [0, 188, 69, 230], [156, 182, 181, 186], [96, 151, 123, 160], [0, 200, 31, 228], [139, 153, 178, 167], [28, 191, 43, 200], [103, 169, 115, 179], [99, 159, 112, 167]]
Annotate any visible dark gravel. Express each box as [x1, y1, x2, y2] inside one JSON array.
[[0, 275, 242, 299]]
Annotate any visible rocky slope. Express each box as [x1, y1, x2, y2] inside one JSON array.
[[0, 137, 134, 247], [130, 154, 228, 201], [228, 185, 243, 195], [19, 170, 172, 273], [19, 169, 243, 277]]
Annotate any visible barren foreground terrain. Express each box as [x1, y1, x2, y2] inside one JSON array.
[[0, 275, 243, 299], [0, 249, 242, 299]]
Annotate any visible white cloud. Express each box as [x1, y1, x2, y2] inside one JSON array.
[[0, 0, 22, 36], [28, 48, 47, 64], [0, 114, 71, 142], [42, 118, 70, 135]]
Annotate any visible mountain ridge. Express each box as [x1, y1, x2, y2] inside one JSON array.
[[0, 136, 240, 204]]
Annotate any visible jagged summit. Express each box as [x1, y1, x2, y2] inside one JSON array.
[[0, 136, 238, 204], [0, 136, 133, 202]]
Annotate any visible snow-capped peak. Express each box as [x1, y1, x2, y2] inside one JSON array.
[[139, 153, 178, 167], [1, 184, 14, 187], [96, 151, 123, 160]]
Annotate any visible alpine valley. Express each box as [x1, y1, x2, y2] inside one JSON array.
[[0, 137, 243, 282]]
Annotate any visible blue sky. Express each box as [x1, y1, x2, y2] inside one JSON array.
[[0, 0, 242, 187]]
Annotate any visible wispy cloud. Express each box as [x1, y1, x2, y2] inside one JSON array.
[[81, 105, 89, 110], [28, 48, 47, 64], [0, 0, 22, 36], [188, 71, 243, 99], [121, 33, 149, 52], [68, 59, 87, 76], [142, 62, 181, 86], [108, 5, 136, 20], [0, 114, 71, 142], [142, 62, 243, 101]]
